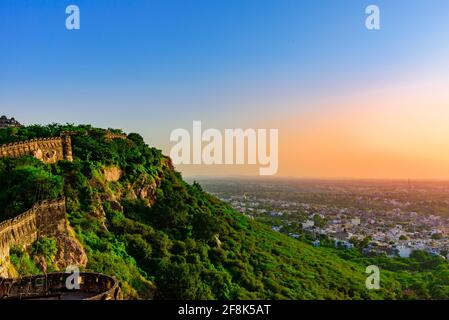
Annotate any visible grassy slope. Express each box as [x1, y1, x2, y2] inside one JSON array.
[[1, 124, 448, 300], [217, 212, 401, 299]]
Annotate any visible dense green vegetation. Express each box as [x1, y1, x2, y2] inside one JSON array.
[[9, 236, 58, 276], [9, 246, 42, 276], [0, 124, 448, 299]]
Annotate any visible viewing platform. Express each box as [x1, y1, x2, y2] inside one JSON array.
[[0, 272, 122, 300]]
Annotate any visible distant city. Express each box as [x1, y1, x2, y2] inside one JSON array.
[[194, 178, 449, 260]]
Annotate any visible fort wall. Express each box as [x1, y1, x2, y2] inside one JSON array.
[[0, 199, 67, 274], [0, 133, 120, 298], [104, 131, 128, 141], [0, 135, 73, 164]]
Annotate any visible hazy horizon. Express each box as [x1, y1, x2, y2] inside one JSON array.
[[184, 174, 449, 184]]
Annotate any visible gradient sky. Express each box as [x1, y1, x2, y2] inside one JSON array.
[[1, 0, 449, 179]]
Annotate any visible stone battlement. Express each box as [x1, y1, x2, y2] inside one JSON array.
[[0, 199, 67, 274], [104, 131, 128, 141], [0, 116, 22, 129], [0, 134, 73, 163], [0, 133, 121, 297]]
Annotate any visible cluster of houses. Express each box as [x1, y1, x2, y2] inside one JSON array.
[[218, 193, 449, 260], [299, 206, 449, 259]]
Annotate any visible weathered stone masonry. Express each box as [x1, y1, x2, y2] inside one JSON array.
[[0, 134, 73, 164], [104, 131, 128, 141], [0, 199, 67, 267]]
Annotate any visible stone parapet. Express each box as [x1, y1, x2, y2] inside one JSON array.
[[0, 135, 73, 163]]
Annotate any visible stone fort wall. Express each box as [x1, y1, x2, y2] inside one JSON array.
[[104, 131, 128, 141], [0, 199, 67, 272], [0, 133, 122, 298], [0, 135, 73, 164]]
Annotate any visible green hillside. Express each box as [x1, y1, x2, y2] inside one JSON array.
[[0, 124, 448, 299]]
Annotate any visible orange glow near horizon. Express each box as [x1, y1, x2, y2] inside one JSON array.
[[175, 67, 449, 180], [277, 72, 449, 180], [179, 70, 449, 180]]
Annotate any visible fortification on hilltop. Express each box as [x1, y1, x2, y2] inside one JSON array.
[[104, 130, 128, 141], [0, 132, 78, 278], [0, 116, 22, 129], [0, 127, 123, 299], [0, 133, 73, 164]]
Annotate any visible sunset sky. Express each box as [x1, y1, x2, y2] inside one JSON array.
[[1, 0, 449, 179]]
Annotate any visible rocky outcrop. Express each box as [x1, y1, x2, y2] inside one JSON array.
[[0, 115, 22, 129], [54, 226, 88, 270], [104, 131, 128, 141], [127, 174, 159, 206], [102, 166, 122, 182], [92, 165, 160, 208]]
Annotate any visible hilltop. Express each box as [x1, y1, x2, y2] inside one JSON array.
[[0, 124, 448, 299]]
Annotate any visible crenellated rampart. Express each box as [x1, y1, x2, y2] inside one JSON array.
[[0, 133, 121, 298], [104, 131, 128, 141], [0, 135, 73, 163], [0, 199, 67, 272]]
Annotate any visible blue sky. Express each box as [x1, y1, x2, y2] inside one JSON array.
[[1, 1, 449, 177]]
